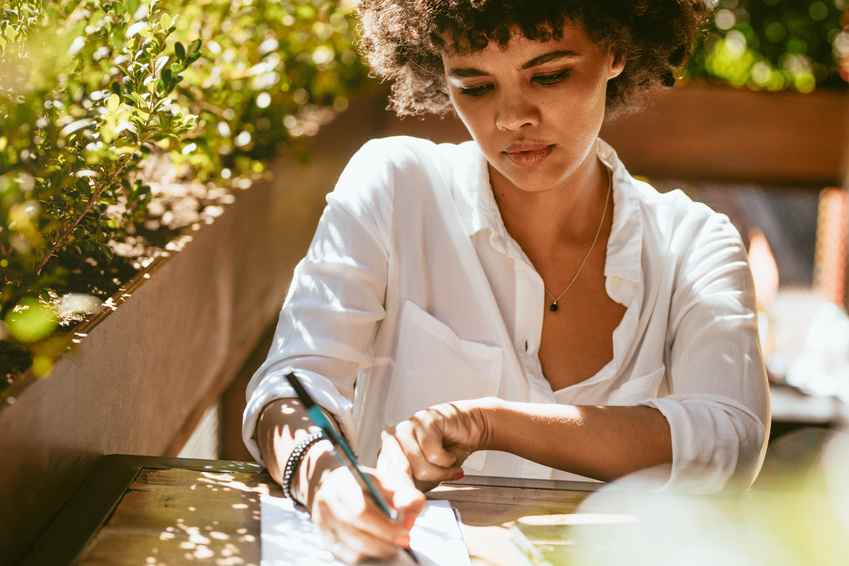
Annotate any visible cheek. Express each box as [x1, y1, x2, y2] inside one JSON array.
[[554, 81, 608, 130], [452, 101, 495, 143]]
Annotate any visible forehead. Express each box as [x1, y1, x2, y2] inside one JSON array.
[[441, 21, 597, 68]]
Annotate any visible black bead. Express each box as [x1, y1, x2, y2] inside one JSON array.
[[549, 302, 558, 312]]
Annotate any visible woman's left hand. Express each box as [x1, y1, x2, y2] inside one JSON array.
[[379, 400, 490, 492]]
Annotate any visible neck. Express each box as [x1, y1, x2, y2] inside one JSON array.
[[490, 152, 611, 253]]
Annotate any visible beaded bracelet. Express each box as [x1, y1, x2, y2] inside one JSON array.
[[282, 431, 325, 503]]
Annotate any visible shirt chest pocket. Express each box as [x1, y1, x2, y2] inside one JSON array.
[[384, 301, 503, 471]]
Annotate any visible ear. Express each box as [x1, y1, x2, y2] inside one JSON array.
[[608, 47, 625, 80]]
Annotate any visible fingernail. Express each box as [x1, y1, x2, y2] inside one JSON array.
[[454, 471, 464, 481], [396, 533, 411, 548]]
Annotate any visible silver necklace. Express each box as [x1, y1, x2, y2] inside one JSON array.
[[544, 167, 612, 313]]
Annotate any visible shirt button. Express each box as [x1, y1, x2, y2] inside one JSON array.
[[610, 277, 622, 290]]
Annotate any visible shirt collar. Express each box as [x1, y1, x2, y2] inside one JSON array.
[[450, 138, 644, 284], [598, 139, 643, 285], [450, 140, 497, 238]]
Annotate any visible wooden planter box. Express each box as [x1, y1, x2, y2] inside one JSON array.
[[0, 96, 389, 564], [602, 84, 849, 187]]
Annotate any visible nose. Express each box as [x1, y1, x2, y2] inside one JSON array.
[[495, 92, 539, 131]]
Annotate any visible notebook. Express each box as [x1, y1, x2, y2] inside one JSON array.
[[261, 495, 471, 566]]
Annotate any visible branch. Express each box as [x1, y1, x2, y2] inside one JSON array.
[[33, 150, 136, 275]]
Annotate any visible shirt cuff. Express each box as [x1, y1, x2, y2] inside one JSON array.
[[242, 366, 356, 467], [639, 394, 767, 493]]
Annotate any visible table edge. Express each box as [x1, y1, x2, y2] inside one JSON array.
[[20, 454, 601, 566], [18, 454, 265, 566], [446, 475, 602, 492]]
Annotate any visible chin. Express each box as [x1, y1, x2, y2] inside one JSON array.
[[501, 164, 569, 193]]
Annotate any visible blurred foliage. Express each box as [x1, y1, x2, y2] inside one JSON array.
[[0, 0, 369, 375], [683, 0, 849, 92]]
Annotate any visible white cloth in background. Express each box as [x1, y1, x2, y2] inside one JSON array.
[[242, 136, 770, 492]]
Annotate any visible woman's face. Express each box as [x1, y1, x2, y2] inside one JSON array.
[[442, 22, 624, 194]]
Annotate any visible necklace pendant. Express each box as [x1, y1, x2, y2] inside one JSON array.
[[549, 301, 559, 312]]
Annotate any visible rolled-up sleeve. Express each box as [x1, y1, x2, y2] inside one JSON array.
[[242, 140, 394, 466], [640, 211, 770, 492]]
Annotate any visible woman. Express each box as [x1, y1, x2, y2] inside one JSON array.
[[243, 0, 770, 562]]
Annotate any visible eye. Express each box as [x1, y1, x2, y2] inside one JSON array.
[[457, 83, 493, 97], [532, 69, 571, 86]]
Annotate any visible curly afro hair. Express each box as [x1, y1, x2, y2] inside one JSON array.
[[357, 0, 710, 118]]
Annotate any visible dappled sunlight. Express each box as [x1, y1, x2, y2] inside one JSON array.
[[164, 234, 195, 253], [79, 466, 281, 565], [289, 315, 317, 351], [149, 518, 256, 565]]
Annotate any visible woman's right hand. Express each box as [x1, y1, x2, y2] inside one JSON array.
[[309, 463, 425, 563], [258, 398, 425, 563]]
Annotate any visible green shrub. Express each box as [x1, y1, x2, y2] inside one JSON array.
[[1, 0, 370, 375], [683, 0, 848, 92]]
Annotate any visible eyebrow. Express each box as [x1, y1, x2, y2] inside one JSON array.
[[522, 49, 579, 69], [446, 49, 579, 78]]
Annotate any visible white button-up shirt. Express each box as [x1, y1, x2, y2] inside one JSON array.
[[243, 136, 770, 492]]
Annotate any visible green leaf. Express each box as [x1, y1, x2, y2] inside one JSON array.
[[32, 355, 54, 377], [129, 92, 147, 107], [99, 242, 113, 259], [5, 298, 57, 343], [107, 93, 120, 113], [174, 41, 185, 60], [126, 21, 148, 39], [60, 118, 94, 137], [114, 121, 138, 136], [155, 55, 169, 74]]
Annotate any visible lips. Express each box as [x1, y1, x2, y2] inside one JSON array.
[[502, 142, 554, 167]]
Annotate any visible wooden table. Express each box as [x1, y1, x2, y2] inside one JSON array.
[[20, 454, 849, 566]]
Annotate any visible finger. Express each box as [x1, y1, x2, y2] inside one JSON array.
[[415, 418, 461, 468], [335, 519, 405, 561], [321, 524, 399, 565], [377, 435, 427, 520], [393, 485, 427, 531], [379, 430, 442, 494], [392, 421, 458, 485], [409, 413, 467, 482], [378, 429, 415, 480], [409, 410, 459, 468], [312, 468, 410, 559]]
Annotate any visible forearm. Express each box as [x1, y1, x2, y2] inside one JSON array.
[[475, 398, 672, 482], [256, 398, 342, 506]]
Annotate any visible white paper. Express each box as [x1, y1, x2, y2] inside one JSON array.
[[261, 495, 471, 566]]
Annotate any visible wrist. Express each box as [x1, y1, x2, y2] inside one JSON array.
[[283, 432, 326, 503], [455, 396, 504, 452], [292, 439, 340, 508]]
